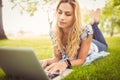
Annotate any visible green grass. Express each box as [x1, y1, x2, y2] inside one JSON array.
[[0, 36, 120, 80], [63, 37, 120, 80], [0, 36, 53, 59]]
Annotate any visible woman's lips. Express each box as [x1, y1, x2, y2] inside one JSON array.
[[59, 21, 65, 25]]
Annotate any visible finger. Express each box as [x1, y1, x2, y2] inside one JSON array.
[[59, 69, 63, 74], [46, 66, 57, 75], [47, 68, 54, 75], [39, 60, 41, 63], [45, 63, 55, 71], [50, 68, 60, 74], [42, 63, 47, 68], [45, 70, 49, 76], [42, 62, 47, 68], [40, 60, 47, 68], [55, 68, 64, 74]]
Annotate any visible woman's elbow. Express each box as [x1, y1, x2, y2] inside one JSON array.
[[81, 59, 86, 65], [76, 58, 86, 65]]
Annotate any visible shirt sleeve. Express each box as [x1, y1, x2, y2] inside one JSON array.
[[80, 24, 93, 40]]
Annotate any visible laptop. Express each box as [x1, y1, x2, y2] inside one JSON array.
[[0, 47, 73, 80]]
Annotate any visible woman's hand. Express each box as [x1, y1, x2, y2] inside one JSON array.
[[45, 62, 67, 75], [40, 60, 48, 68]]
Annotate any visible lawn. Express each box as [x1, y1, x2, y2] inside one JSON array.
[[0, 35, 120, 80]]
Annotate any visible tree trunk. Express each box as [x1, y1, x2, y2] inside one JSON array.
[[0, 0, 7, 39]]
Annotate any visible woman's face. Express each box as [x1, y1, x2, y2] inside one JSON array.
[[57, 3, 74, 29]]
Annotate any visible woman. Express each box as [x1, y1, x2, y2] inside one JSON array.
[[41, 0, 108, 75]]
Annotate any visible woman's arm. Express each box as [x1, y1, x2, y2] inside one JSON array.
[[40, 48, 62, 66], [70, 35, 93, 66], [40, 54, 61, 68], [46, 54, 61, 65], [44, 35, 92, 74]]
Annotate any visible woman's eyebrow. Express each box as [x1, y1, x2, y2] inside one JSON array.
[[58, 9, 72, 13], [58, 9, 62, 11]]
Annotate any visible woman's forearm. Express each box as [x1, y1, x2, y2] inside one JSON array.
[[70, 59, 85, 66]]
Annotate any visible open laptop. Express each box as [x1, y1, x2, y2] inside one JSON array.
[[0, 47, 73, 80]]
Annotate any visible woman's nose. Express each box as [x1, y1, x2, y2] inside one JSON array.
[[60, 13, 65, 20]]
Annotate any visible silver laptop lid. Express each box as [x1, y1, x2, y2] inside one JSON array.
[[0, 47, 49, 80]]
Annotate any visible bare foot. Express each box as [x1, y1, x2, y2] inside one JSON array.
[[89, 10, 95, 25], [94, 8, 101, 22]]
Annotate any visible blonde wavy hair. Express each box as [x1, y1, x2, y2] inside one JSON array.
[[53, 0, 84, 60]]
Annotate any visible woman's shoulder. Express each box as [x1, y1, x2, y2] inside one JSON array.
[[84, 24, 93, 34], [80, 24, 93, 40]]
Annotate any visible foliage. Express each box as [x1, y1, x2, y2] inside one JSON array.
[[8, 0, 120, 36], [101, 0, 120, 36], [9, 0, 39, 16], [9, 0, 56, 16]]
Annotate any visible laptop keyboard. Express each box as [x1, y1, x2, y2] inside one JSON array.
[[48, 73, 60, 79]]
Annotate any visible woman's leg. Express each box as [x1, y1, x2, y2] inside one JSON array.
[[92, 22, 108, 52], [90, 9, 108, 52]]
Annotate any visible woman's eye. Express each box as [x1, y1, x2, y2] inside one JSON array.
[[65, 13, 71, 16], [66, 14, 71, 16]]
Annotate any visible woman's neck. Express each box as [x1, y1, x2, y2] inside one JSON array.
[[62, 27, 71, 35]]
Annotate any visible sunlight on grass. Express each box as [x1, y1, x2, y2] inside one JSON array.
[[0, 69, 5, 76], [0, 36, 53, 59]]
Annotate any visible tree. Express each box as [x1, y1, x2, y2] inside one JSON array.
[[101, 0, 120, 36], [0, 0, 7, 39]]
